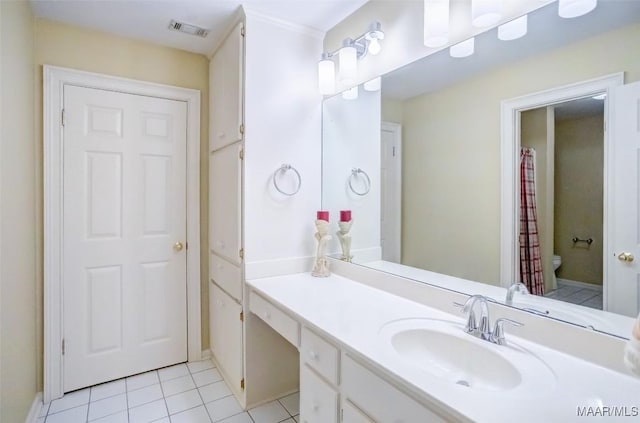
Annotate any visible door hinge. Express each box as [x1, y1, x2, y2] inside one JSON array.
[[239, 148, 244, 160], [392, 146, 396, 157], [185, 242, 189, 250], [61, 109, 65, 127], [240, 26, 245, 37], [340, 408, 344, 422], [240, 378, 245, 390], [239, 248, 244, 260], [62, 339, 65, 355], [240, 311, 244, 321], [239, 124, 244, 135]]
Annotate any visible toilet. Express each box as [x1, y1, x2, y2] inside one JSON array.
[[552, 255, 562, 288]]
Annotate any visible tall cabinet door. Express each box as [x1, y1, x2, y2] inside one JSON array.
[[210, 143, 242, 265], [210, 282, 244, 392], [210, 22, 244, 151]]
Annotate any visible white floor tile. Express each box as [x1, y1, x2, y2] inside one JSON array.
[[128, 383, 164, 408], [152, 418, 170, 423], [49, 389, 90, 414], [249, 400, 290, 423], [192, 369, 222, 388], [129, 399, 168, 423], [90, 410, 128, 423], [216, 412, 253, 423], [187, 360, 214, 374], [88, 393, 127, 421], [45, 405, 88, 423], [36, 418, 46, 423], [170, 405, 213, 423], [165, 389, 203, 415], [158, 363, 189, 381], [91, 380, 126, 402], [293, 416, 299, 423], [127, 371, 160, 392], [198, 381, 231, 403], [278, 392, 299, 416], [161, 374, 196, 397], [205, 395, 243, 422], [280, 419, 295, 423], [39, 402, 50, 417]]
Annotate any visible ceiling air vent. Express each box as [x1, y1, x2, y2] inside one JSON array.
[[168, 19, 209, 38]]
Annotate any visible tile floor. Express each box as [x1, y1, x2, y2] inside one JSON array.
[[544, 280, 603, 310], [37, 359, 300, 423]]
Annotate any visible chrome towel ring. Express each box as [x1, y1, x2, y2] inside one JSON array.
[[349, 168, 371, 196], [273, 164, 302, 196]]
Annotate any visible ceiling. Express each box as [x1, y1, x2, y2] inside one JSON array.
[[29, 0, 370, 56], [382, 1, 640, 100], [554, 96, 604, 121]]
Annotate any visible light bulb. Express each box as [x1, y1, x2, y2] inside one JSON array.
[[472, 0, 503, 28], [368, 38, 381, 55], [498, 15, 528, 41], [364, 77, 381, 92], [559, 0, 597, 18], [450, 37, 475, 58], [424, 0, 450, 48], [318, 54, 335, 95], [342, 86, 359, 100], [339, 39, 358, 84]]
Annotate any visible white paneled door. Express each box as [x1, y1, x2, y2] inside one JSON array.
[[62, 85, 187, 392]]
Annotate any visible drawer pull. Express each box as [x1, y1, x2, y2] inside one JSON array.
[[309, 351, 319, 361]]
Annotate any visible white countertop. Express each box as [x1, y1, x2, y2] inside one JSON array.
[[248, 272, 640, 423]]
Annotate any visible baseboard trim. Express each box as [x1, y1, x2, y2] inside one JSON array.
[[24, 392, 43, 423], [200, 349, 212, 360], [557, 278, 603, 292]]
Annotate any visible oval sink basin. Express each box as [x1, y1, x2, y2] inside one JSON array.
[[379, 318, 556, 393]]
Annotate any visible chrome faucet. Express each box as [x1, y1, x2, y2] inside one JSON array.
[[505, 282, 529, 305], [455, 294, 524, 346]]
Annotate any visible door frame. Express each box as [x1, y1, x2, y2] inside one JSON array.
[[500, 72, 624, 296], [381, 121, 402, 262], [43, 65, 201, 402]]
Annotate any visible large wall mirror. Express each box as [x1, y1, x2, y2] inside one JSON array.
[[322, 0, 640, 339]]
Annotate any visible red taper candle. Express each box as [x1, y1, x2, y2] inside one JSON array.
[[340, 210, 352, 222], [317, 210, 329, 221]]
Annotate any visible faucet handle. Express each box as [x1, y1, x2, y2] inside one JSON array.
[[492, 318, 524, 345], [453, 301, 477, 332]]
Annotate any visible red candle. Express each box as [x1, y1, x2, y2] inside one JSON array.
[[317, 210, 329, 221], [340, 210, 352, 222]]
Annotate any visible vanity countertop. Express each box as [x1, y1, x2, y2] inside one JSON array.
[[247, 272, 640, 423]]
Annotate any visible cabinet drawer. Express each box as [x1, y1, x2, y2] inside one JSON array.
[[300, 364, 338, 423], [210, 253, 242, 301], [301, 327, 339, 385], [342, 354, 446, 423], [250, 291, 300, 347], [342, 400, 375, 423]]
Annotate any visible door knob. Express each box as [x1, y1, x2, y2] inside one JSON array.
[[174, 242, 184, 252], [618, 252, 634, 262]]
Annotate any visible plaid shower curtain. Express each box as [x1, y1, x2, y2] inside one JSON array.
[[519, 147, 544, 296]]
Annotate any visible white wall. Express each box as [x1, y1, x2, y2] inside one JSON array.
[[322, 89, 381, 261], [243, 13, 323, 279]]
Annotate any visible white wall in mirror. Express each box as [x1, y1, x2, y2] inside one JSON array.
[[321, 0, 640, 339], [322, 88, 382, 261]]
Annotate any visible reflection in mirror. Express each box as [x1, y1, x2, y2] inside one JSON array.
[[321, 1, 640, 339]]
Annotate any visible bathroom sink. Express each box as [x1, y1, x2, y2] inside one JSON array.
[[379, 318, 556, 393]]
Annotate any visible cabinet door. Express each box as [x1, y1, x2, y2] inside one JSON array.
[[300, 365, 338, 423], [210, 282, 243, 392], [342, 400, 375, 423], [210, 142, 242, 264], [210, 22, 243, 152]]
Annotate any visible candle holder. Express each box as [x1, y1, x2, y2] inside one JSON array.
[[337, 219, 353, 262], [311, 219, 332, 277]]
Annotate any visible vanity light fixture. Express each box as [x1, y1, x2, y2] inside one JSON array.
[[342, 85, 359, 100], [364, 77, 381, 92], [424, 0, 450, 48], [498, 15, 528, 41], [450, 37, 475, 58], [317, 22, 385, 94], [472, 0, 503, 28], [559, 0, 597, 18]]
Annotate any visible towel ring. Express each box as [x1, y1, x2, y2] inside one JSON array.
[[349, 168, 371, 196], [273, 164, 302, 196]]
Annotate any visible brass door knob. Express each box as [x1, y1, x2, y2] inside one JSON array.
[[618, 252, 634, 262], [174, 242, 184, 252]]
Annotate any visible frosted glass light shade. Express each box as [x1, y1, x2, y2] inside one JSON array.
[[498, 15, 528, 41], [559, 0, 597, 18], [318, 57, 335, 95], [450, 37, 475, 58], [342, 85, 359, 100], [339, 42, 358, 83], [424, 0, 450, 48], [364, 77, 381, 92], [472, 0, 503, 28], [368, 38, 381, 55]]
